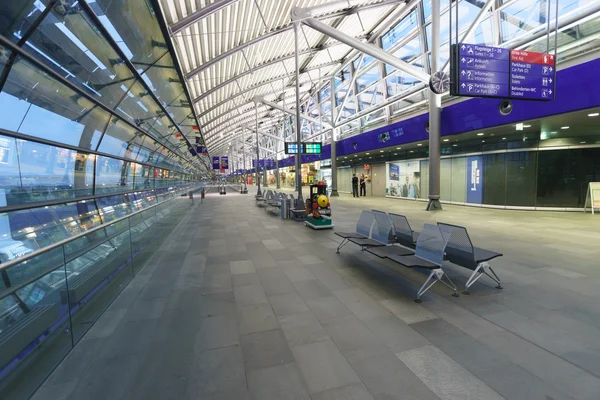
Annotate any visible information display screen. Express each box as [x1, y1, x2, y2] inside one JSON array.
[[284, 142, 322, 154], [452, 43, 555, 101]]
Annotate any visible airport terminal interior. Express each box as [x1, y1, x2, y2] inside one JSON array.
[[1, 0, 600, 399]]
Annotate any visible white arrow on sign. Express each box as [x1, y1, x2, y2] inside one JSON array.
[[461, 83, 466, 88], [461, 44, 466, 50], [549, 90, 553, 95], [461, 70, 466, 76], [461, 58, 466, 63], [549, 78, 553, 83]]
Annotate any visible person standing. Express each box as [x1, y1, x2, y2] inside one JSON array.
[[359, 174, 366, 197], [352, 174, 359, 198]]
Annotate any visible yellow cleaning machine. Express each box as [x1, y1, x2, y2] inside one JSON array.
[[304, 181, 333, 229]]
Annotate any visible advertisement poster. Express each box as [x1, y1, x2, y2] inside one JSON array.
[[386, 161, 420, 198], [220, 156, 229, 170], [389, 164, 399, 181], [212, 156, 220, 170], [466, 155, 483, 204]]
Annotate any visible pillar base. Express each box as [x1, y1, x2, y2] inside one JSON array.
[[426, 198, 442, 211], [330, 189, 339, 197], [257, 187, 262, 196], [276, 185, 281, 189]]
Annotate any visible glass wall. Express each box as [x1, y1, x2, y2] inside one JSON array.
[[385, 147, 600, 209]]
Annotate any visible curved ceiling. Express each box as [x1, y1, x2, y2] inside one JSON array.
[[157, 0, 408, 154]]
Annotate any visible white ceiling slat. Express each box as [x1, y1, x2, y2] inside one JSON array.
[[161, 0, 397, 149]]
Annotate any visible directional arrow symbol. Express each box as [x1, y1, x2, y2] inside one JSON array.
[[461, 44, 466, 50], [549, 90, 553, 95], [549, 78, 553, 83], [461, 70, 466, 76], [461, 83, 466, 88], [461, 58, 466, 63]]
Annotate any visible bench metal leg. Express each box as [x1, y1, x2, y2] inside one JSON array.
[[415, 269, 458, 303], [463, 262, 503, 294], [336, 239, 349, 254]]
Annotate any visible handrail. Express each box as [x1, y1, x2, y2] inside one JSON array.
[[0, 184, 200, 273]]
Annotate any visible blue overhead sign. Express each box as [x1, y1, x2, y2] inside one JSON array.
[[452, 44, 555, 101]]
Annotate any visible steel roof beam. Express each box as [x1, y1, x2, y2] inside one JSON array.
[[184, 0, 404, 80], [254, 97, 333, 129], [170, 0, 240, 35]]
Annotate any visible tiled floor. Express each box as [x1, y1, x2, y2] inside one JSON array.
[[33, 187, 600, 400]]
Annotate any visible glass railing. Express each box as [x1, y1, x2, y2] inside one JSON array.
[[0, 183, 201, 399]]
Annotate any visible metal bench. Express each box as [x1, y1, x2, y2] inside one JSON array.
[[0, 304, 58, 368], [386, 224, 459, 303], [334, 210, 375, 253], [389, 213, 420, 249], [256, 190, 272, 207], [347, 210, 394, 250], [437, 223, 503, 294]]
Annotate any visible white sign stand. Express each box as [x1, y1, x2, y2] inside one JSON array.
[[584, 182, 600, 214]]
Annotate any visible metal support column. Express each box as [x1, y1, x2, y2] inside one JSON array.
[[293, 22, 303, 208], [255, 101, 262, 196], [330, 128, 339, 196], [427, 0, 442, 211], [276, 158, 281, 189], [242, 134, 248, 193]]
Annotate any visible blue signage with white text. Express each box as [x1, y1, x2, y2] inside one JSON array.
[[212, 156, 220, 170], [466, 156, 483, 204]]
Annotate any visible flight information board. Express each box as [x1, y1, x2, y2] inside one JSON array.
[[451, 43, 555, 100], [284, 142, 322, 154]]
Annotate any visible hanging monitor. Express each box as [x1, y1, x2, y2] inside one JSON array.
[[284, 142, 322, 154]]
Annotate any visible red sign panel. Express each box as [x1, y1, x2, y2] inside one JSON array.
[[510, 50, 555, 66]]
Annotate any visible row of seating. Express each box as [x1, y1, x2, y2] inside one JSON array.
[[335, 210, 503, 302], [256, 190, 295, 214]]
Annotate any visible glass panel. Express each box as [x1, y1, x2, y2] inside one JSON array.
[[25, 2, 136, 110], [0, 134, 22, 201], [338, 88, 357, 121], [97, 117, 142, 158], [440, 159, 452, 200], [382, 10, 419, 51], [141, 53, 183, 107], [386, 70, 420, 97], [93, 0, 169, 66], [15, 140, 94, 204], [319, 83, 331, 102], [65, 221, 133, 342], [358, 83, 385, 112], [356, 65, 381, 93], [95, 155, 131, 194], [114, 80, 160, 127], [423, 0, 451, 22], [0, 57, 109, 149], [0, 251, 71, 400], [385, 36, 422, 75], [0, 0, 50, 44], [483, 153, 506, 205], [464, 17, 496, 46], [335, 84, 350, 107], [451, 157, 467, 203]]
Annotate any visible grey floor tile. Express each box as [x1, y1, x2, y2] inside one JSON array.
[[247, 362, 311, 400], [285, 268, 316, 282], [362, 315, 431, 353], [232, 272, 262, 288], [262, 276, 298, 296], [322, 316, 381, 352], [397, 345, 504, 400], [291, 339, 361, 394], [269, 292, 310, 316], [379, 297, 439, 325], [333, 288, 392, 320], [31, 381, 77, 400], [311, 383, 374, 400], [278, 311, 330, 347], [297, 255, 324, 265], [306, 296, 352, 323], [194, 314, 239, 351], [344, 345, 439, 400], [123, 297, 166, 322], [234, 284, 269, 306], [241, 329, 295, 370], [230, 259, 256, 275], [293, 279, 332, 300], [237, 303, 279, 335], [188, 345, 246, 398], [85, 309, 128, 339]]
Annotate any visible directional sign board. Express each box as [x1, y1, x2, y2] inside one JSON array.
[[451, 43, 555, 101]]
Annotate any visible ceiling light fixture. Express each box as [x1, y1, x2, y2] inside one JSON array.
[[588, 113, 599, 117], [477, 133, 484, 136], [452, 144, 457, 147], [502, 137, 506, 140], [380, 150, 384, 153], [396, 147, 401, 149], [417, 143, 422, 146], [366, 152, 370, 155], [523, 125, 531, 128], [443, 139, 449, 142], [561, 126, 569, 129]]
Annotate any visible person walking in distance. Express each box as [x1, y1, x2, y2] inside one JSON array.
[[360, 174, 366, 197], [352, 174, 359, 198]]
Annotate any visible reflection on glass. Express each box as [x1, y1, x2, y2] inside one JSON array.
[[98, 117, 142, 158], [0, 56, 109, 149], [0, 1, 49, 44], [356, 65, 381, 93], [141, 52, 183, 107], [95, 155, 132, 194], [382, 10, 419, 51], [0, 134, 21, 200], [25, 2, 135, 110], [385, 36, 422, 75]]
